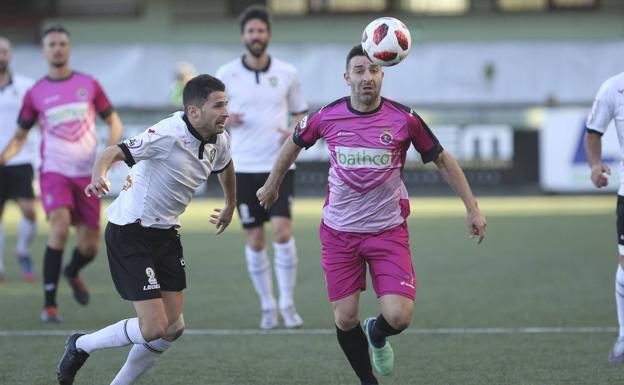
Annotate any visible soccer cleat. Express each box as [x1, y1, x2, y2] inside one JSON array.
[[260, 308, 278, 330], [280, 306, 304, 329], [609, 336, 624, 363], [17, 253, 35, 281], [363, 317, 395, 376], [41, 306, 62, 323], [64, 267, 90, 306], [57, 333, 89, 385]]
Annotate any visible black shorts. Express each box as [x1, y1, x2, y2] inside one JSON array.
[[617, 196, 624, 250], [105, 222, 186, 301], [236, 170, 295, 229], [0, 164, 35, 205]]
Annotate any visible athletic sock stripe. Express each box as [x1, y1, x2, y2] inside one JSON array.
[[123, 319, 133, 344], [617, 281, 624, 290], [143, 343, 164, 354]]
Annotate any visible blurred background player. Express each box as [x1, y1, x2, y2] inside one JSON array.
[[169, 61, 197, 108], [57, 74, 235, 385], [584, 71, 624, 363], [0, 36, 36, 283], [0, 25, 123, 322], [216, 4, 308, 329], [258, 45, 486, 384]]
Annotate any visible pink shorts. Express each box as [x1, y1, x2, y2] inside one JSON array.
[[39, 172, 100, 229], [320, 220, 416, 302]]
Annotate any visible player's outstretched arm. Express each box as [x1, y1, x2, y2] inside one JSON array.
[[257, 138, 302, 210], [84, 145, 127, 198], [433, 150, 486, 244], [212, 161, 236, 235], [104, 111, 123, 146], [0, 127, 29, 166], [584, 131, 610, 188]]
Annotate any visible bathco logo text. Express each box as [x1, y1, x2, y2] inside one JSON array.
[[335, 146, 394, 169]]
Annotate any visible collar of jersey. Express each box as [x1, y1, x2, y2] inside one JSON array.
[[46, 71, 75, 82], [240, 55, 271, 73], [347, 97, 385, 115], [182, 113, 217, 159]]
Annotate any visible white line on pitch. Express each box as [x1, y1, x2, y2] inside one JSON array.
[[0, 326, 616, 337]]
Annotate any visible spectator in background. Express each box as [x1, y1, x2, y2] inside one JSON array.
[[169, 62, 197, 108], [0, 36, 36, 283], [0, 25, 123, 323]]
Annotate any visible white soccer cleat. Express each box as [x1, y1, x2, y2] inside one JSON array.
[[260, 309, 278, 330], [280, 306, 303, 329], [609, 336, 624, 363]]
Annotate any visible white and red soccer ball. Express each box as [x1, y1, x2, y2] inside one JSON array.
[[361, 17, 411, 66]]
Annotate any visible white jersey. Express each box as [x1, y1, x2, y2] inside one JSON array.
[[0, 73, 35, 166], [586, 72, 624, 195], [216, 56, 308, 173], [106, 111, 232, 228]]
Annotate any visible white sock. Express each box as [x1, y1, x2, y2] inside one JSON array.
[[273, 238, 298, 310], [76, 318, 147, 354], [110, 338, 172, 385], [0, 223, 5, 273], [245, 246, 276, 311], [616, 265, 624, 337], [16, 218, 36, 256]]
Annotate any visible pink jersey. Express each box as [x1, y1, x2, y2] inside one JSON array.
[[18, 72, 113, 177], [294, 97, 442, 233]]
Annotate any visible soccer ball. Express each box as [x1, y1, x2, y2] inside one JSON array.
[[361, 17, 411, 66]]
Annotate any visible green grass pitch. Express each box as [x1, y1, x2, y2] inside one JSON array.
[[0, 196, 622, 384]]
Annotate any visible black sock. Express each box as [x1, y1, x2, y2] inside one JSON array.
[[370, 314, 404, 348], [64, 248, 95, 278], [336, 324, 378, 385], [43, 247, 63, 307]]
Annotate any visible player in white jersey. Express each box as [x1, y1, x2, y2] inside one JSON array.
[[216, 4, 308, 329], [56, 74, 236, 385], [585, 71, 624, 363], [0, 37, 37, 282]]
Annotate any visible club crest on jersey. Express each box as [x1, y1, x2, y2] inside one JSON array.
[[76, 88, 88, 100], [269, 76, 278, 87], [126, 138, 143, 149], [379, 129, 393, 145], [209, 147, 217, 163]]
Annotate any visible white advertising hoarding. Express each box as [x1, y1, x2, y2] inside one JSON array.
[[540, 108, 620, 192]]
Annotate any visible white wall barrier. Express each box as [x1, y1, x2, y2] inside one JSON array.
[[540, 108, 620, 193]]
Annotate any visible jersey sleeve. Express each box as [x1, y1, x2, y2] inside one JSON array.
[[17, 88, 38, 130], [287, 71, 308, 115], [92, 79, 114, 120], [407, 112, 443, 163], [212, 132, 232, 174], [292, 111, 322, 149], [586, 80, 615, 135], [117, 127, 175, 167]]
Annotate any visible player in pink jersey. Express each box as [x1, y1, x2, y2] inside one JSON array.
[[258, 45, 486, 385], [0, 25, 123, 323]]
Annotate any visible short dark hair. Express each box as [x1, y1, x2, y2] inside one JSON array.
[[183, 74, 225, 110], [346, 44, 367, 70], [239, 4, 272, 33], [42, 25, 70, 39]]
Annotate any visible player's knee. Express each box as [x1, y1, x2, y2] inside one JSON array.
[[141, 320, 169, 342], [166, 318, 185, 341], [334, 310, 359, 330], [385, 311, 412, 331], [273, 231, 291, 244], [247, 239, 265, 251]]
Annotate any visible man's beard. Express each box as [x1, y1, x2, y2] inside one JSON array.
[[0, 61, 7, 74], [245, 40, 268, 58], [50, 58, 67, 68]]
